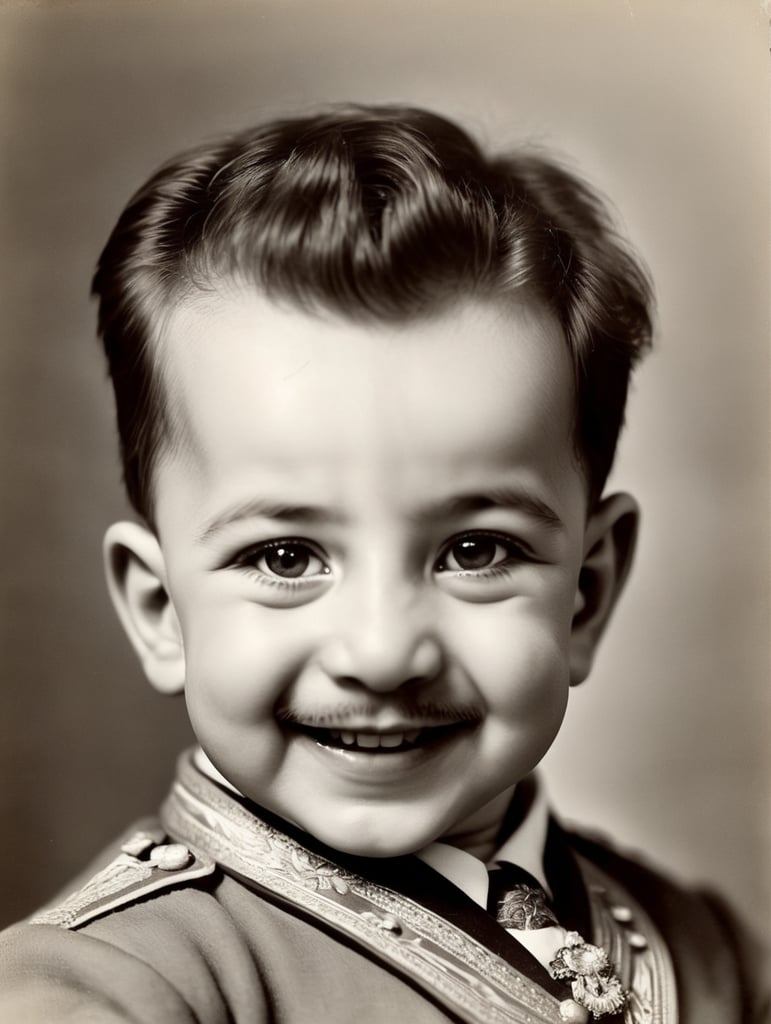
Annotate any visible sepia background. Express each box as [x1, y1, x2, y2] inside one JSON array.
[[0, 0, 768, 933]]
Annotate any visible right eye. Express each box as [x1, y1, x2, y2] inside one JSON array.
[[236, 539, 330, 582]]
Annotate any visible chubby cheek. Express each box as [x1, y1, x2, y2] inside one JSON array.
[[454, 602, 571, 742], [177, 601, 303, 732], [180, 624, 297, 804]]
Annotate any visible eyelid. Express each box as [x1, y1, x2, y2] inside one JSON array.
[[228, 536, 331, 578], [434, 529, 533, 572]]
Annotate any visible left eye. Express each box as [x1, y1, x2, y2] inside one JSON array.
[[243, 540, 329, 580], [436, 535, 521, 573]]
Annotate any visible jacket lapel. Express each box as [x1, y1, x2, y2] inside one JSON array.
[[350, 850, 569, 998]]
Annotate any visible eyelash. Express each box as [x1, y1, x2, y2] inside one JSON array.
[[229, 538, 331, 589], [434, 531, 533, 577]]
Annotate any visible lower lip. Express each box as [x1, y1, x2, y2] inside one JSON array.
[[291, 726, 477, 783]]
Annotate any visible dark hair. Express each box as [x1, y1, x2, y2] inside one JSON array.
[[93, 105, 653, 522]]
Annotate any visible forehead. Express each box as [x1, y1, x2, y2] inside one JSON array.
[[154, 289, 582, 523]]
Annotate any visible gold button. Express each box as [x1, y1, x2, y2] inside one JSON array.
[[149, 843, 192, 871], [628, 930, 649, 950], [610, 904, 633, 923], [559, 999, 589, 1023]]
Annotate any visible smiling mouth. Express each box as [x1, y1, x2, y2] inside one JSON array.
[[290, 723, 470, 754]]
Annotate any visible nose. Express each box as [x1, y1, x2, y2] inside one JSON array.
[[317, 585, 444, 694]]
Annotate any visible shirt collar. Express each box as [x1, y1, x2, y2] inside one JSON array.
[[415, 779, 551, 909]]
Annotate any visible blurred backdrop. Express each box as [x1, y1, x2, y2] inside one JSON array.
[[0, 0, 768, 933]]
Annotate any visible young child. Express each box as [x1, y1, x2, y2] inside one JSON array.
[[0, 106, 765, 1024]]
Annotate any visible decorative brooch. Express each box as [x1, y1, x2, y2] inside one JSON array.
[[550, 932, 627, 1019], [496, 884, 560, 930]]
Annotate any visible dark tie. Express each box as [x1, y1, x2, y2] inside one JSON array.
[[486, 861, 627, 1022]]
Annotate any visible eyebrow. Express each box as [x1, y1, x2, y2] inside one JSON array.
[[415, 488, 565, 532], [196, 498, 339, 545], [196, 485, 564, 546]]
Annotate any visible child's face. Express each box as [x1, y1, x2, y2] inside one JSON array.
[[150, 291, 591, 857]]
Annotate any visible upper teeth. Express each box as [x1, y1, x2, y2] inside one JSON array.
[[330, 729, 422, 749]]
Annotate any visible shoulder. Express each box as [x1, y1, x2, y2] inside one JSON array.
[[28, 820, 217, 930], [560, 822, 771, 1023], [561, 824, 701, 908], [0, 823, 273, 1023], [562, 822, 750, 937]]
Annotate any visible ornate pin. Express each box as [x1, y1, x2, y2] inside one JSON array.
[[550, 932, 627, 1019], [495, 884, 560, 930]]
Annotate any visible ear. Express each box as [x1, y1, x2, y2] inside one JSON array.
[[568, 493, 639, 687], [103, 521, 185, 695]]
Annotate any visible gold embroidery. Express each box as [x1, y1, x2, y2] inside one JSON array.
[[30, 854, 153, 928], [29, 829, 217, 931]]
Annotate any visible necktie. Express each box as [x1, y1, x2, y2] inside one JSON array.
[[487, 861, 627, 1022]]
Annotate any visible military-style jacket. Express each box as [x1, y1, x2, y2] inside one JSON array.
[[0, 751, 766, 1023]]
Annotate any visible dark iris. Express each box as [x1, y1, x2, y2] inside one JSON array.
[[264, 544, 311, 578], [451, 537, 498, 570]]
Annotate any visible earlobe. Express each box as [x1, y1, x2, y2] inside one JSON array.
[[103, 521, 185, 695], [568, 493, 639, 687]]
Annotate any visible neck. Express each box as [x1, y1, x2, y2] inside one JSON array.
[[438, 786, 517, 862]]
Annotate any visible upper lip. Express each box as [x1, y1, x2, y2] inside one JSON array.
[[287, 721, 476, 752], [276, 705, 483, 735], [286, 718, 467, 733]]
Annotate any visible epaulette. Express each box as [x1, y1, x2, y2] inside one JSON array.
[[29, 824, 217, 930]]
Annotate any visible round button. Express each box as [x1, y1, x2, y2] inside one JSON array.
[[628, 931, 649, 950], [149, 843, 192, 871], [559, 999, 589, 1023], [610, 904, 633, 923]]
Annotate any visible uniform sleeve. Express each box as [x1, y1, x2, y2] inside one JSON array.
[[0, 923, 202, 1023], [700, 891, 771, 1024]]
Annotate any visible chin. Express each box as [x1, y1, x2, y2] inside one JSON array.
[[306, 813, 439, 860]]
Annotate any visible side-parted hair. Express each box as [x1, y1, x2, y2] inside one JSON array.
[[93, 105, 653, 523]]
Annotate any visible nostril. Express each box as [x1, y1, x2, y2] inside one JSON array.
[[335, 674, 366, 691], [317, 632, 444, 692]]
